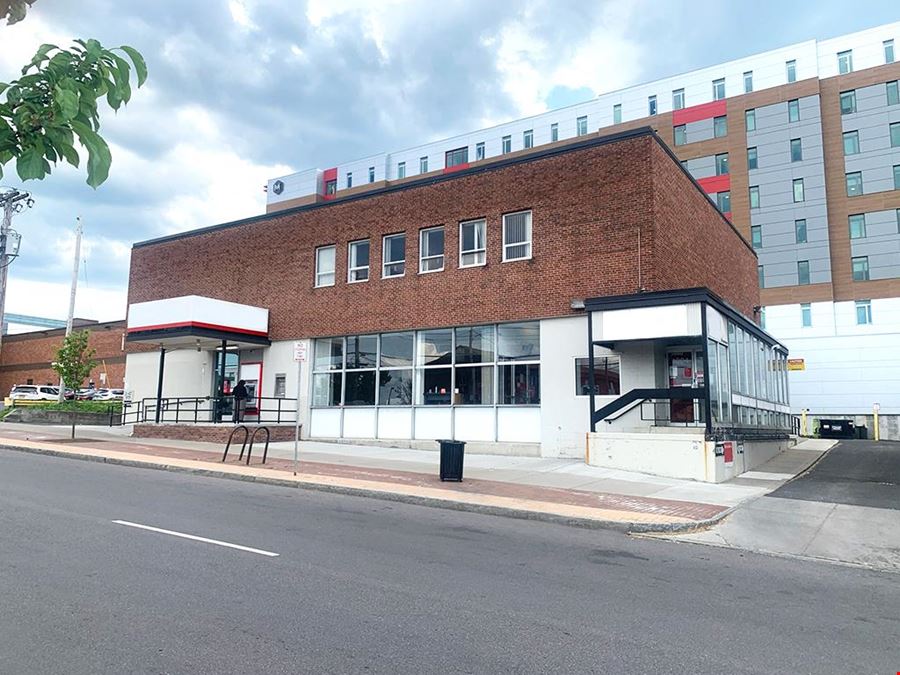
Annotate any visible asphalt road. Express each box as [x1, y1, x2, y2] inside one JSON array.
[[1, 448, 899, 675], [771, 440, 900, 509]]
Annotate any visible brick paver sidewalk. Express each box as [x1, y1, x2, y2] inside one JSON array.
[[0, 431, 729, 530]]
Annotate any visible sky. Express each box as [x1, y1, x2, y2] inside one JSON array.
[[0, 0, 896, 326]]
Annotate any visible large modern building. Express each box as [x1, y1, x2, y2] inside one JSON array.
[[265, 21, 900, 439], [124, 128, 791, 480]]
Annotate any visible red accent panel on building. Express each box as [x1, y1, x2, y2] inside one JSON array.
[[697, 174, 731, 194], [322, 168, 338, 182], [723, 211, 732, 221], [127, 321, 268, 337], [672, 99, 727, 126], [443, 162, 470, 174]]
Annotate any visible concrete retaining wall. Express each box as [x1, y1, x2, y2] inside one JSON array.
[[132, 423, 298, 443], [3, 408, 114, 426]]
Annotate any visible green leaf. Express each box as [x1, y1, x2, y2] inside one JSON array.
[[118, 45, 148, 87], [16, 146, 46, 180], [22, 43, 58, 74], [54, 86, 79, 120], [71, 119, 111, 188]]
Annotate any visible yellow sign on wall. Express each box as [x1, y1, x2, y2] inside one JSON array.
[[787, 358, 805, 371]]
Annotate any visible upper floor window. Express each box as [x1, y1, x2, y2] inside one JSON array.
[[460, 219, 486, 267], [420, 156, 428, 173], [648, 96, 657, 116], [837, 50, 853, 74], [743, 71, 753, 93], [747, 146, 758, 170], [856, 300, 872, 325], [840, 90, 856, 115], [788, 99, 800, 122], [713, 115, 727, 138], [368, 166, 375, 183], [888, 81, 899, 106], [315, 245, 336, 287], [758, 265, 765, 289], [715, 153, 729, 175], [797, 260, 810, 285], [613, 104, 622, 124], [795, 219, 808, 244], [843, 130, 860, 155], [446, 147, 468, 168], [890, 122, 900, 148], [790, 138, 803, 162], [476, 142, 485, 160], [846, 171, 863, 196], [346, 172, 353, 189], [673, 125, 686, 146], [502, 135, 512, 153], [348, 240, 370, 283], [792, 178, 805, 203], [397, 162, 406, 179], [550, 123, 558, 142], [786, 60, 797, 83], [749, 185, 760, 209], [419, 226, 444, 273], [325, 179, 337, 195], [523, 129, 533, 149], [848, 214, 866, 239], [801, 303, 812, 327], [894, 164, 900, 190], [382, 233, 406, 278], [712, 78, 725, 101], [716, 191, 731, 213], [745, 109, 756, 132], [576, 116, 588, 136], [886, 40, 896, 64], [502, 211, 532, 262], [751, 225, 762, 249], [672, 88, 685, 110], [851, 256, 869, 281]]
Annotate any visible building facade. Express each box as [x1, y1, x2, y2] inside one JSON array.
[[266, 22, 900, 438], [124, 130, 791, 476]]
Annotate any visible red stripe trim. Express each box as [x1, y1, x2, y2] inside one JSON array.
[[672, 99, 727, 126], [127, 321, 268, 337], [442, 162, 469, 174], [697, 174, 730, 194]]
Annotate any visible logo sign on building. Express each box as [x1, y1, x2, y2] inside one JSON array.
[[293, 341, 307, 362], [787, 358, 805, 371]]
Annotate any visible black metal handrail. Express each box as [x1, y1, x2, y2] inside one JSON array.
[[592, 387, 705, 426], [134, 395, 297, 425]]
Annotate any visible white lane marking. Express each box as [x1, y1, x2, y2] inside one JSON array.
[[112, 520, 279, 557]]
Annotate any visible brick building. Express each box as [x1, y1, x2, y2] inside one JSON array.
[[124, 128, 791, 478], [265, 21, 900, 438], [0, 320, 126, 395]]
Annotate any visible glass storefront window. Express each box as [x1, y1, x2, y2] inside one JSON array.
[[455, 326, 494, 364], [418, 368, 452, 405], [344, 370, 376, 405], [417, 329, 452, 366], [378, 369, 412, 405], [575, 357, 620, 396], [499, 363, 540, 404], [497, 322, 540, 361], [312, 372, 342, 406], [380, 332, 413, 368], [455, 366, 493, 404], [314, 337, 343, 371], [708, 339, 719, 423], [345, 335, 377, 369]]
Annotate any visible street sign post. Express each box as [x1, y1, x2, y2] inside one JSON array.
[[293, 341, 307, 475]]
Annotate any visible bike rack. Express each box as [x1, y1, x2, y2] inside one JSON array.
[[245, 426, 271, 465], [222, 425, 249, 463]]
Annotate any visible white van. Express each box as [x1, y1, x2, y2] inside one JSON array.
[[10, 385, 58, 401]]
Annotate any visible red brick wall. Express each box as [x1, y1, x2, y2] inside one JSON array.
[[127, 132, 758, 340], [650, 141, 760, 318], [0, 323, 126, 396]]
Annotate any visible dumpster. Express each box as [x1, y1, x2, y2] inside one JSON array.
[[818, 418, 855, 439], [438, 439, 465, 481], [855, 425, 868, 440]]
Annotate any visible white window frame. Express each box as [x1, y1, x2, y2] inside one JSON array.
[[348, 239, 370, 283], [550, 123, 558, 142], [613, 104, 622, 124], [315, 245, 336, 288], [838, 50, 853, 74], [502, 135, 511, 153], [785, 59, 796, 83], [743, 71, 753, 93], [475, 142, 485, 160], [712, 78, 725, 101], [886, 40, 895, 64], [502, 210, 533, 263], [801, 303, 812, 328], [672, 88, 684, 110], [419, 226, 444, 274], [419, 156, 428, 173], [576, 116, 587, 136], [856, 300, 872, 325], [523, 129, 533, 149], [792, 178, 805, 203], [459, 219, 486, 268], [368, 166, 375, 183], [648, 96, 657, 116], [397, 162, 406, 179], [382, 233, 406, 279]]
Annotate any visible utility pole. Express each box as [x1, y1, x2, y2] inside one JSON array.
[[58, 217, 83, 402], [0, 187, 32, 354]]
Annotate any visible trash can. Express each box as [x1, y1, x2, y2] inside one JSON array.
[[438, 439, 465, 481], [855, 425, 868, 440], [818, 418, 855, 439]]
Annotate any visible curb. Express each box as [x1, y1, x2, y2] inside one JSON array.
[[0, 442, 722, 534]]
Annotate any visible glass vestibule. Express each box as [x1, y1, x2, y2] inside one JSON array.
[[666, 349, 705, 424]]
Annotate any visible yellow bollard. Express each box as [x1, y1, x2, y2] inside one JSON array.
[[800, 409, 808, 437], [873, 403, 880, 442]]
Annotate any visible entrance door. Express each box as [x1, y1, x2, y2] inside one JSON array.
[[668, 350, 703, 424]]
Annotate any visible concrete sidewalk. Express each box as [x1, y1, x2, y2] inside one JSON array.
[[0, 423, 829, 533]]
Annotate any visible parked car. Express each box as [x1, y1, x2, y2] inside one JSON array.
[[9, 385, 59, 401], [76, 388, 98, 400], [93, 388, 125, 401]]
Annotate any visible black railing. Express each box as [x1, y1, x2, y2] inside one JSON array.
[[592, 387, 706, 426], [113, 396, 297, 426]]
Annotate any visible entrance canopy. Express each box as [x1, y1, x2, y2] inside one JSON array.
[[126, 295, 270, 348]]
